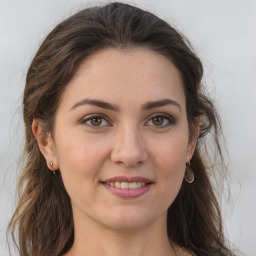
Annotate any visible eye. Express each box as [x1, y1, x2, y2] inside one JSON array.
[[146, 114, 174, 128], [80, 115, 110, 128]]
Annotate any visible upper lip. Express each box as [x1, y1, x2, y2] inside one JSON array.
[[102, 176, 153, 183]]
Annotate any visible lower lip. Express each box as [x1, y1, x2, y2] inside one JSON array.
[[102, 183, 153, 198]]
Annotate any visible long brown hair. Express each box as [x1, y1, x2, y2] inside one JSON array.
[[8, 2, 235, 256]]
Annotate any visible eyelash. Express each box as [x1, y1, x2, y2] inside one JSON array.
[[79, 113, 175, 129], [79, 114, 110, 129], [146, 114, 175, 128]]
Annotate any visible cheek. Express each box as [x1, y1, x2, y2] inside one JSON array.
[[149, 134, 188, 187], [153, 137, 188, 207], [54, 130, 110, 184], [152, 134, 188, 168], [54, 132, 112, 210]]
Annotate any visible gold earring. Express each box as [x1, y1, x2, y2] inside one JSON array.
[[49, 161, 56, 175], [184, 161, 194, 183]]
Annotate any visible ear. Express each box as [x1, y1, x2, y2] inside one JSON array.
[[186, 117, 200, 162], [32, 119, 59, 171]]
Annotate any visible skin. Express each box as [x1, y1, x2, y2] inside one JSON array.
[[33, 48, 199, 256]]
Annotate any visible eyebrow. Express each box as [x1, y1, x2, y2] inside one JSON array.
[[142, 99, 182, 112], [70, 98, 181, 112], [70, 99, 119, 112]]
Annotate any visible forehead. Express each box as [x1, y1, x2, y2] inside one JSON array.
[[59, 48, 185, 110]]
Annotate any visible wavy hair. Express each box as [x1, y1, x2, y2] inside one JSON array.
[[8, 2, 235, 256]]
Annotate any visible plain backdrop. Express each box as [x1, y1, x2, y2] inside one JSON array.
[[1, 0, 255, 255]]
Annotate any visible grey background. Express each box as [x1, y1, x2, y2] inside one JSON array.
[[1, 0, 255, 255]]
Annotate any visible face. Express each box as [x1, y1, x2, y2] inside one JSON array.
[[39, 48, 198, 232]]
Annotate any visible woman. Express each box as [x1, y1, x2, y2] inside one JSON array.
[[8, 2, 236, 256]]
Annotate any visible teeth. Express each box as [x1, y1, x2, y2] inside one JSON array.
[[105, 181, 147, 189], [115, 181, 121, 188], [128, 182, 137, 189], [121, 182, 128, 189]]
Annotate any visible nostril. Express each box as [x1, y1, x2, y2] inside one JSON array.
[[110, 141, 148, 167]]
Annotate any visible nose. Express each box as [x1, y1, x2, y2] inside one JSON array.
[[111, 126, 148, 168]]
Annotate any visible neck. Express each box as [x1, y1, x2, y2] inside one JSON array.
[[68, 213, 176, 256]]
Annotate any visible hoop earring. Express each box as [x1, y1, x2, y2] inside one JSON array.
[[184, 161, 194, 183], [49, 161, 56, 175]]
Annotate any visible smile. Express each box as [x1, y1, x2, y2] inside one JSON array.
[[104, 181, 146, 189], [101, 176, 153, 198]]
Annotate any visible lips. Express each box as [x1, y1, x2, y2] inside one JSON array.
[[101, 176, 153, 198]]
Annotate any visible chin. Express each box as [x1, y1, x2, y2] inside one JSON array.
[[100, 206, 158, 231]]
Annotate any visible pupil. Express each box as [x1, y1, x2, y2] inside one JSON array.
[[153, 117, 163, 126], [91, 117, 102, 126]]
